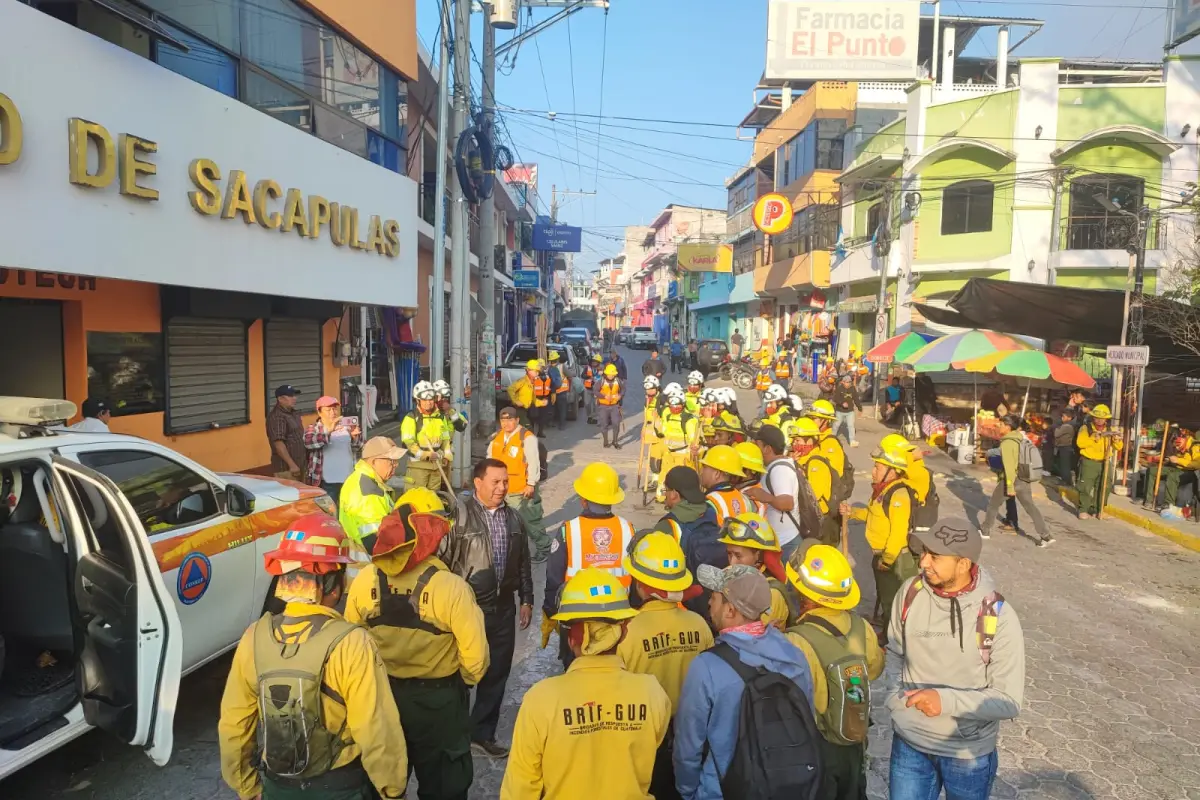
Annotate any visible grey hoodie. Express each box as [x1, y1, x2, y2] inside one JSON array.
[[886, 569, 1025, 759]]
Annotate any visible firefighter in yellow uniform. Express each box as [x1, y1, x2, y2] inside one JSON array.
[[642, 376, 666, 491], [1160, 427, 1200, 518], [784, 542, 885, 800], [529, 360, 554, 436], [840, 446, 915, 633], [683, 371, 705, 415], [699, 444, 751, 526], [654, 390, 700, 502], [339, 436, 404, 552], [791, 417, 840, 546], [880, 433, 929, 504], [618, 532, 713, 800], [698, 388, 722, 447], [506, 360, 539, 427], [760, 384, 795, 438], [345, 489, 490, 800], [717, 512, 796, 628], [1076, 403, 1121, 519], [400, 380, 452, 491], [734, 441, 767, 514], [219, 514, 408, 800], [807, 398, 850, 484], [501, 569, 671, 800]]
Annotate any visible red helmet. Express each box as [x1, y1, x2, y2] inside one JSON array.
[[263, 513, 355, 576]]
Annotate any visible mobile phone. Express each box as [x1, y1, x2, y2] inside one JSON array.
[[344, 416, 360, 430]]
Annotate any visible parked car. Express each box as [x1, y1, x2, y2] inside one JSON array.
[[496, 342, 585, 419], [0, 396, 338, 781], [696, 339, 730, 375], [556, 327, 592, 349], [615, 326, 634, 345], [630, 326, 657, 350]]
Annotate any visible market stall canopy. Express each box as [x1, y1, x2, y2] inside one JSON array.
[[960, 350, 1097, 389], [912, 278, 1200, 365], [909, 329, 1033, 372], [865, 332, 938, 364]]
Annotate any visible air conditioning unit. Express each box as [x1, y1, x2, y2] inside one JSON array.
[[490, 0, 519, 30]]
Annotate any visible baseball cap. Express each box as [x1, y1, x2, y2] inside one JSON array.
[[908, 517, 983, 563], [275, 384, 302, 398], [361, 436, 405, 460], [499, 406, 518, 419], [696, 563, 771, 619], [754, 424, 787, 454], [81, 398, 109, 418], [315, 395, 339, 409], [663, 466, 705, 504]]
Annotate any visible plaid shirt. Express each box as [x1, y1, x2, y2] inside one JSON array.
[[303, 417, 364, 486], [267, 404, 306, 474], [481, 502, 510, 577]]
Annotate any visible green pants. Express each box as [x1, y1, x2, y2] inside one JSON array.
[[507, 490, 550, 557], [261, 761, 374, 800], [390, 675, 472, 800], [404, 460, 445, 492], [818, 738, 867, 800], [1076, 456, 1109, 515], [873, 549, 918, 621], [818, 513, 842, 547], [1161, 465, 1197, 507]]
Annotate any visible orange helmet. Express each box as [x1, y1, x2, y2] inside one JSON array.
[[263, 513, 355, 576]]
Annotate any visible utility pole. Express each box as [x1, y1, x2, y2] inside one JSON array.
[[449, 0, 471, 489], [873, 182, 894, 420], [1127, 205, 1152, 480], [429, 0, 453, 382], [478, 7, 498, 439]]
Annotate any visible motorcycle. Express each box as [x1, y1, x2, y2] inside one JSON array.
[[717, 354, 757, 390]]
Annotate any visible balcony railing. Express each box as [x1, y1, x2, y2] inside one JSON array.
[[1060, 215, 1163, 251]]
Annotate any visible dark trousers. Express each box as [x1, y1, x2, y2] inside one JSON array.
[[1055, 447, 1075, 483], [390, 675, 472, 800], [530, 404, 549, 436], [320, 482, 344, 511], [469, 597, 516, 743], [554, 395, 567, 429], [982, 480, 1048, 541], [650, 721, 681, 800], [818, 739, 867, 800], [873, 550, 917, 623], [261, 760, 377, 800]]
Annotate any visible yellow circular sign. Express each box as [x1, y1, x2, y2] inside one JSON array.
[[753, 193, 794, 235]]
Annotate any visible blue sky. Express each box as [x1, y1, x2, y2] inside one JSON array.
[[417, 0, 1184, 270]]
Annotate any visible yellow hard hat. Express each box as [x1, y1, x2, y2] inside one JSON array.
[[734, 442, 765, 474], [760, 357, 772, 367], [880, 433, 917, 453], [393, 487, 446, 514], [552, 567, 638, 622], [785, 541, 860, 611], [717, 512, 780, 552], [701, 444, 744, 477], [1090, 404, 1112, 420], [604, 364, 618, 377], [623, 532, 692, 592], [872, 447, 909, 472], [808, 399, 836, 420], [574, 462, 625, 505], [526, 359, 541, 371], [791, 417, 821, 438], [548, 350, 561, 362]]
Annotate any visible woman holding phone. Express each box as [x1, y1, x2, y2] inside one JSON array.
[[303, 395, 363, 504]]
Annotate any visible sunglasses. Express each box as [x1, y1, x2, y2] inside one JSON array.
[[720, 517, 775, 547]]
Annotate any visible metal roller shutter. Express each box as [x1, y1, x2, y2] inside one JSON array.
[[166, 317, 248, 433], [265, 318, 323, 409]]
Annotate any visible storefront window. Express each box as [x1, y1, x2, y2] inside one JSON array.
[[86, 332, 166, 416]]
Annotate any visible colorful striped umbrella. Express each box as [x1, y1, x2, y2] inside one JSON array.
[[865, 332, 939, 364], [959, 350, 1096, 389], [909, 330, 1033, 372]]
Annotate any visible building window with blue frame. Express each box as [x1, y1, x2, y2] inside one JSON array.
[[155, 20, 238, 97]]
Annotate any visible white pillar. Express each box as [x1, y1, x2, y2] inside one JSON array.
[[941, 25, 956, 90], [781, 85, 793, 110], [996, 26, 1009, 87]]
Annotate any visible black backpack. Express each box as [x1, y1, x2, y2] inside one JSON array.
[[662, 509, 727, 618], [881, 482, 939, 532], [709, 642, 823, 800]]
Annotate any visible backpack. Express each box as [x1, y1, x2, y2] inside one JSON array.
[[900, 578, 1006, 665], [253, 613, 357, 779], [789, 616, 871, 746], [880, 481, 939, 533], [709, 641, 823, 800], [764, 459, 822, 539], [821, 438, 855, 504], [662, 509, 728, 617], [1017, 436, 1045, 483]]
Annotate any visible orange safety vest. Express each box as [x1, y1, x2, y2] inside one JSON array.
[[583, 367, 595, 390], [755, 371, 772, 391], [598, 379, 622, 406], [776, 359, 791, 378], [488, 427, 533, 494], [532, 375, 552, 407], [563, 515, 635, 587], [707, 487, 752, 526], [551, 367, 569, 394]]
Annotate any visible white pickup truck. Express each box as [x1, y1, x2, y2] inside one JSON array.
[[631, 326, 657, 350], [496, 342, 586, 419]]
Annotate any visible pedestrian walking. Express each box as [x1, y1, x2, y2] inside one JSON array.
[[644, 347, 667, 381], [338, 435, 403, 552], [345, 489, 489, 800], [487, 408, 550, 561], [716, 512, 796, 629], [832, 373, 862, 447], [1075, 403, 1121, 519], [582, 353, 600, 424], [784, 542, 884, 800], [594, 363, 625, 449], [744, 425, 804, 559], [437, 458, 534, 760], [66, 397, 111, 432], [547, 350, 569, 431], [688, 338, 699, 371], [267, 384, 306, 480], [730, 328, 744, 359], [699, 445, 752, 526], [303, 395, 362, 502], [400, 381, 452, 491], [619, 532, 714, 800], [670, 335, 684, 372], [501, 569, 671, 800], [607, 347, 629, 380], [541, 463, 635, 668], [980, 416, 1054, 546], [218, 514, 408, 800], [672, 564, 817, 800], [887, 518, 1025, 800]]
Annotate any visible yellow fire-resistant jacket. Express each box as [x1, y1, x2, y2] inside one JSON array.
[[616, 599, 714, 714], [508, 376, 535, 410], [218, 602, 408, 799], [344, 556, 490, 684], [851, 478, 912, 568], [400, 410, 452, 458], [339, 461, 396, 550], [905, 455, 932, 503], [785, 608, 885, 719], [818, 430, 848, 477], [796, 450, 834, 514], [765, 577, 792, 629], [1171, 439, 1200, 470], [1077, 423, 1121, 462], [499, 654, 671, 800]]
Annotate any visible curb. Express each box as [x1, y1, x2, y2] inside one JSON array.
[[1048, 484, 1200, 554]]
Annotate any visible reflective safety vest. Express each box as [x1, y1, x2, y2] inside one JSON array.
[[776, 358, 791, 378], [756, 370, 773, 391], [551, 366, 570, 394], [488, 427, 533, 494], [661, 518, 684, 542], [400, 411, 450, 455], [658, 410, 697, 451], [532, 375, 552, 407], [583, 367, 595, 390], [684, 389, 702, 415], [707, 487, 752, 526], [563, 515, 635, 587], [598, 379, 622, 406]]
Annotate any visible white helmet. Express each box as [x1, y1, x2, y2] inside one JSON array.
[[664, 382, 683, 396], [718, 387, 737, 405], [699, 388, 720, 405], [432, 379, 452, 398], [665, 391, 686, 406], [789, 394, 805, 413], [687, 370, 705, 386], [763, 384, 789, 403], [413, 380, 437, 401], [643, 375, 660, 390]]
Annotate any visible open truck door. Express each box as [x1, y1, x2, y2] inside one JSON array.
[[50, 456, 183, 766]]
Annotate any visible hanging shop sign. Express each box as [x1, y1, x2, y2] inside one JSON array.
[[1105, 345, 1150, 367], [533, 219, 582, 252], [677, 243, 733, 273], [766, 0, 921, 81], [513, 268, 541, 290], [753, 193, 794, 235]]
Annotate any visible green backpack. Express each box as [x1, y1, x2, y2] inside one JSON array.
[[790, 615, 871, 746], [252, 613, 358, 779]]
